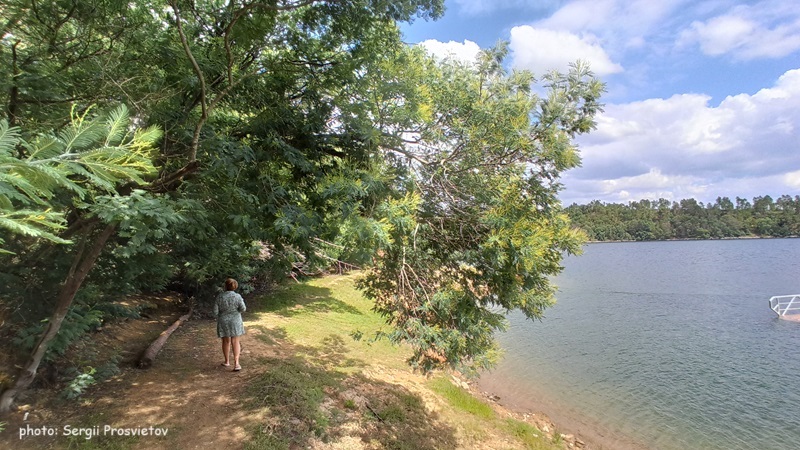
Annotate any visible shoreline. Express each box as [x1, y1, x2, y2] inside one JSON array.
[[1, 275, 598, 450], [475, 372, 651, 450], [584, 235, 800, 244]]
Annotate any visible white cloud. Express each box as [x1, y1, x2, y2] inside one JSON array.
[[536, 0, 615, 31], [509, 26, 623, 76], [540, 0, 680, 33], [538, 0, 800, 61], [625, 36, 646, 50], [758, 65, 800, 95], [601, 169, 702, 196], [784, 170, 800, 189], [681, 15, 755, 56], [537, 0, 689, 49], [678, 1, 800, 59], [561, 171, 712, 205], [561, 68, 800, 204], [417, 39, 481, 64], [401, 0, 800, 207]]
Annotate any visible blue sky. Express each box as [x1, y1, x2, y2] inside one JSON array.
[[401, 0, 800, 206]]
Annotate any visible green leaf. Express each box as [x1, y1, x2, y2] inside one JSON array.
[[0, 121, 21, 156], [26, 135, 63, 161], [104, 105, 130, 146]]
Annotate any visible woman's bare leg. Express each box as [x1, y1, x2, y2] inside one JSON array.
[[232, 336, 241, 368], [221, 337, 231, 365]]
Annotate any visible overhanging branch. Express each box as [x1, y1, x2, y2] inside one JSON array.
[[170, 0, 207, 163]]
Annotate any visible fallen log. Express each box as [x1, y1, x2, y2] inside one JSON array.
[[138, 305, 193, 369]]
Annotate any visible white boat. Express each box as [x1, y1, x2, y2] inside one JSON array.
[[769, 295, 800, 322]]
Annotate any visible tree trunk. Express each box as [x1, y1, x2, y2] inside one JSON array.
[[0, 224, 116, 415], [7, 40, 20, 129], [138, 304, 194, 369]]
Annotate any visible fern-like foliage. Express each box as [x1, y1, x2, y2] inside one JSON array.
[[0, 120, 21, 156], [0, 105, 161, 253]]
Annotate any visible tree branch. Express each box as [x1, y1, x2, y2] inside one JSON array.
[[384, 144, 433, 166], [8, 40, 20, 130], [170, 0, 208, 162], [145, 160, 201, 193]]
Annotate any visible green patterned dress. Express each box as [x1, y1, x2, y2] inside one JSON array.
[[213, 290, 246, 337]]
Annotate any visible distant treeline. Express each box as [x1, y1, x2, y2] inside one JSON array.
[[565, 195, 800, 241]]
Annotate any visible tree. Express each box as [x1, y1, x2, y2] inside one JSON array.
[[0, 0, 616, 409], [753, 195, 774, 213], [357, 46, 604, 372], [0, 0, 162, 131], [565, 195, 799, 241], [1, 0, 446, 414], [0, 106, 162, 412], [714, 196, 735, 212]]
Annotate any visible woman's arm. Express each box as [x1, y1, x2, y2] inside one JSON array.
[[237, 294, 246, 313], [213, 295, 220, 318]]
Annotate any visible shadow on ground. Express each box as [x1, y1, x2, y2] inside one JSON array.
[[243, 354, 457, 450], [253, 284, 363, 317], [244, 311, 456, 449], [0, 281, 456, 450]]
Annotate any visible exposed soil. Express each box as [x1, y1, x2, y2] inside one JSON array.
[[0, 291, 584, 450], [0, 292, 272, 449]]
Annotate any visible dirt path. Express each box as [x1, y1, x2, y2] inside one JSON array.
[[1, 306, 459, 450], [1, 282, 584, 450], [68, 318, 274, 449], [2, 303, 281, 449]]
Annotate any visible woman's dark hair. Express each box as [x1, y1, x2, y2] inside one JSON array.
[[225, 278, 238, 291]]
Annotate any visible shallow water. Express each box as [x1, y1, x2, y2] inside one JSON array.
[[479, 239, 800, 450]]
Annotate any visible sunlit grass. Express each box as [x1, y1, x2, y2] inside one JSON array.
[[428, 377, 495, 419], [242, 273, 565, 450], [428, 377, 561, 450], [503, 418, 558, 450], [245, 356, 341, 449], [247, 272, 410, 372]]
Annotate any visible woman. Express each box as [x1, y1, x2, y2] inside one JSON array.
[[213, 278, 246, 371]]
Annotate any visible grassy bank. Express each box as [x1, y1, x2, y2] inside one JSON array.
[[240, 273, 571, 449], [0, 273, 580, 450]]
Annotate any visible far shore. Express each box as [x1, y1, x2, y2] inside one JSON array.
[[584, 235, 799, 244]]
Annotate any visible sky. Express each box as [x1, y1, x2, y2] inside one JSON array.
[[400, 0, 800, 206]]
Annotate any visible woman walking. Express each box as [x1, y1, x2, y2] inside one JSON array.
[[214, 278, 246, 371]]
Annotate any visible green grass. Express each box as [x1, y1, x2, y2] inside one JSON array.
[[248, 274, 410, 371], [243, 354, 457, 450], [241, 273, 565, 450], [244, 428, 289, 450], [428, 377, 495, 419], [503, 418, 556, 450], [245, 356, 340, 449], [429, 377, 563, 449]]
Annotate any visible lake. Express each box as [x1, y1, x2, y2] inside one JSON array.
[[478, 238, 800, 450]]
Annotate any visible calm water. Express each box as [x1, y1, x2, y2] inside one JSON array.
[[479, 239, 800, 450]]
